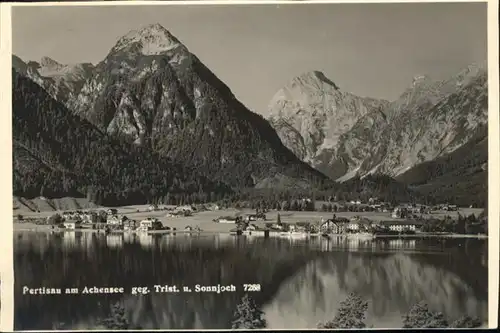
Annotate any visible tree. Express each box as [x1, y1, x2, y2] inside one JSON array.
[[402, 302, 449, 328], [478, 209, 487, 223], [97, 210, 108, 223], [86, 186, 97, 203], [40, 184, 46, 197], [47, 213, 62, 225], [452, 213, 465, 234], [97, 302, 131, 329], [311, 192, 317, 211], [450, 315, 482, 328], [317, 293, 368, 329], [231, 294, 267, 329]]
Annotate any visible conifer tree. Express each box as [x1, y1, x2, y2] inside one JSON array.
[[231, 294, 267, 329], [402, 302, 448, 328], [317, 293, 368, 329], [98, 302, 130, 329], [450, 315, 482, 328]]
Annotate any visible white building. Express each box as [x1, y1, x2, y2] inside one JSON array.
[[63, 220, 81, 230], [217, 217, 238, 223], [378, 221, 420, 232], [138, 218, 163, 231], [107, 215, 127, 225], [320, 220, 336, 231], [176, 205, 195, 212], [346, 222, 360, 231]]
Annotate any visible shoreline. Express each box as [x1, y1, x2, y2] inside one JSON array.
[[13, 223, 488, 239], [373, 233, 488, 239]]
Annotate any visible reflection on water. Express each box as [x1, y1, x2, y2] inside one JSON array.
[[106, 234, 123, 248], [264, 253, 486, 328], [14, 232, 488, 330]]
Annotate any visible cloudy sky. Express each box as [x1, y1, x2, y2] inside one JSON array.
[[12, 1, 487, 114]]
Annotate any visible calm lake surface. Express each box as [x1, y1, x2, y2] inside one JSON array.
[[14, 231, 488, 330]]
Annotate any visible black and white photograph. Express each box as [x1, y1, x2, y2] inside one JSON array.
[[4, 0, 498, 330]]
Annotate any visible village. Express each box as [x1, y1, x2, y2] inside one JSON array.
[[14, 197, 486, 238]]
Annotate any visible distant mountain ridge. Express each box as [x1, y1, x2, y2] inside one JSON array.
[[268, 70, 389, 177], [67, 23, 328, 189], [12, 69, 232, 206], [12, 23, 331, 205], [11, 23, 487, 206], [12, 55, 94, 108], [268, 63, 488, 183], [348, 63, 487, 178], [396, 125, 487, 207]]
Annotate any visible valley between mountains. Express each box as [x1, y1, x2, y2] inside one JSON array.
[[12, 23, 488, 208]]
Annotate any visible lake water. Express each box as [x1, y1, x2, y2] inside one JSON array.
[[14, 231, 488, 330]]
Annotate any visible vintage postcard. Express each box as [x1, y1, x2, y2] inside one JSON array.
[[0, 0, 498, 331]]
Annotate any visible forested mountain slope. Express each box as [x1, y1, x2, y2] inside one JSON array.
[[13, 69, 230, 206]]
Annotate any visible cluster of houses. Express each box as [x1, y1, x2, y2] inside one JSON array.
[[214, 212, 266, 224], [332, 197, 392, 212], [61, 210, 98, 225], [390, 203, 459, 218], [436, 204, 458, 211], [229, 215, 422, 237], [148, 203, 221, 213], [57, 202, 210, 233], [165, 209, 193, 217], [331, 197, 460, 215], [237, 214, 422, 236], [220, 211, 423, 236], [53, 198, 459, 235], [58, 206, 195, 232], [319, 215, 421, 234], [212, 205, 426, 236], [391, 204, 432, 218]]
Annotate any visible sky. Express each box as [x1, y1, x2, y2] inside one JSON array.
[[11, 1, 488, 114]]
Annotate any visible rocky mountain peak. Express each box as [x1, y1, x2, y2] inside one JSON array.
[[268, 70, 344, 118], [69, 23, 327, 190], [452, 62, 487, 87], [460, 61, 487, 75], [11, 55, 48, 92], [12, 54, 95, 109], [288, 70, 340, 91], [12, 55, 28, 71], [40, 56, 62, 69], [268, 70, 389, 175], [268, 62, 487, 183], [411, 74, 432, 87], [111, 23, 183, 55]]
